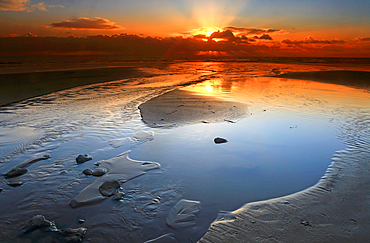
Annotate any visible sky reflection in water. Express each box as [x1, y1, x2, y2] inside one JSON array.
[[0, 63, 369, 242]]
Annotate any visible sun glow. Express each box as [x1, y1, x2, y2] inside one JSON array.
[[179, 0, 246, 38]]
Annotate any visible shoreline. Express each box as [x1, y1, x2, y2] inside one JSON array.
[[274, 70, 370, 90], [0, 66, 155, 107], [1, 63, 369, 241], [200, 72, 370, 242]]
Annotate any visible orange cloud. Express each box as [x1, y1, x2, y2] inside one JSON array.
[[282, 36, 346, 46], [0, 0, 29, 11], [355, 37, 370, 42], [224, 27, 285, 37], [0, 0, 63, 12], [48, 17, 122, 30]]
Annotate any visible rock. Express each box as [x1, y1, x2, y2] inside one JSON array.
[[20, 215, 58, 235], [17, 152, 51, 168], [0, 188, 2, 193], [69, 151, 160, 208], [94, 162, 101, 166], [99, 179, 121, 197], [166, 199, 201, 228], [76, 154, 92, 164], [82, 169, 93, 175], [4, 167, 28, 178], [8, 181, 23, 187], [78, 219, 85, 224], [113, 191, 125, 200], [92, 167, 107, 177], [20, 215, 87, 242], [214, 137, 228, 144], [60, 227, 87, 242]]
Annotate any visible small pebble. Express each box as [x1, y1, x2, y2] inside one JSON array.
[[94, 162, 101, 166], [214, 137, 228, 144], [78, 219, 85, 224], [0, 188, 3, 193]]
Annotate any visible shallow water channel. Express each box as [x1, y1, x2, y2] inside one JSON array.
[[0, 63, 369, 242]]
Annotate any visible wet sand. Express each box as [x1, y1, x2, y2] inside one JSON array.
[[2, 61, 370, 242], [200, 72, 370, 242], [276, 70, 370, 89], [138, 89, 250, 128], [0, 66, 153, 106]]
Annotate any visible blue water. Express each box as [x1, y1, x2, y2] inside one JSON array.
[[0, 62, 368, 242]]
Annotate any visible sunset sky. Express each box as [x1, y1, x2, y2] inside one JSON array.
[[1, 0, 370, 57]]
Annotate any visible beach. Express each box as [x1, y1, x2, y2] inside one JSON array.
[[199, 69, 370, 242], [0, 59, 369, 242]]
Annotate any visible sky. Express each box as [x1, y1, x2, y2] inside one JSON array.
[[0, 0, 370, 57]]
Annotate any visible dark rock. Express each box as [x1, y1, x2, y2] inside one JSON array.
[[99, 179, 121, 197], [0, 188, 2, 193], [76, 155, 92, 164], [61, 227, 87, 242], [214, 137, 228, 144], [82, 169, 93, 175], [8, 181, 23, 187], [4, 167, 28, 178], [20, 215, 58, 235], [20, 215, 87, 242], [92, 167, 107, 177], [78, 219, 85, 224]]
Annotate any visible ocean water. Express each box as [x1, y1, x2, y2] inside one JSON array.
[[0, 62, 369, 242]]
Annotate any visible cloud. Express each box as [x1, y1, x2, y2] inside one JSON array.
[[282, 36, 346, 46], [355, 37, 370, 42], [0, 0, 29, 11], [48, 17, 122, 30], [258, 34, 273, 40], [0, 0, 63, 11], [224, 27, 285, 36], [210, 30, 235, 39]]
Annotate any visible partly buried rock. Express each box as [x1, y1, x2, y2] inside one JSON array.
[[92, 167, 107, 177], [20, 215, 87, 242], [82, 169, 93, 175], [4, 167, 28, 178], [20, 215, 58, 235], [60, 227, 87, 242], [99, 179, 121, 197], [166, 199, 201, 229], [8, 181, 23, 187], [214, 137, 228, 144], [76, 154, 92, 164]]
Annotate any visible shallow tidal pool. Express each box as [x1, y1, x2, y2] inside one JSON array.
[[0, 63, 369, 242]]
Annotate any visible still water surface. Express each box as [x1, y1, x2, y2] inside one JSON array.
[[0, 62, 369, 242]]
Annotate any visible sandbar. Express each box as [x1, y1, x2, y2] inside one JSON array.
[[138, 89, 250, 127]]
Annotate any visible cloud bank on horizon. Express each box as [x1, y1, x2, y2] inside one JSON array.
[[0, 0, 369, 57]]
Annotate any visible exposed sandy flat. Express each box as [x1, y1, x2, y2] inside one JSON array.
[[138, 89, 250, 127], [0, 66, 151, 106], [276, 70, 370, 89]]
